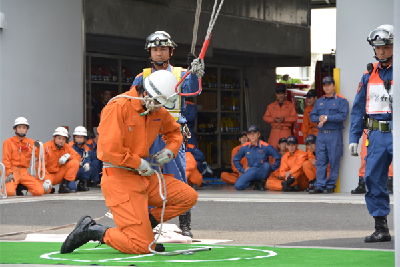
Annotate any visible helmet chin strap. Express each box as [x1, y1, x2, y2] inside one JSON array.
[[15, 132, 26, 137], [374, 49, 393, 63], [150, 58, 169, 67], [55, 143, 64, 149]]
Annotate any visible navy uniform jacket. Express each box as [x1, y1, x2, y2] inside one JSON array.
[[349, 63, 393, 144], [233, 140, 281, 174], [310, 92, 349, 130]]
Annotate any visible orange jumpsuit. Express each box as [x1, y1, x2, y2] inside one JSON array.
[[303, 150, 330, 181], [279, 149, 309, 191], [265, 153, 285, 191], [98, 86, 198, 254], [263, 101, 298, 149], [221, 145, 247, 184], [301, 104, 319, 137], [2, 136, 44, 196], [185, 152, 203, 187], [41, 140, 80, 193], [358, 130, 393, 177]]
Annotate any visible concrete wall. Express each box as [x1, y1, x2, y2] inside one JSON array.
[[336, 0, 394, 192], [0, 0, 83, 157]]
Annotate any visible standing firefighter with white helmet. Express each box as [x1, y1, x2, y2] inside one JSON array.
[[61, 70, 198, 255], [2, 117, 44, 196], [349, 25, 394, 242], [131, 30, 204, 237], [68, 126, 92, 192], [41, 127, 81, 194]]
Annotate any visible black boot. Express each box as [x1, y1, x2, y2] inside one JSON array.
[[351, 177, 366, 194], [288, 184, 300, 192], [77, 180, 89, 192], [281, 176, 295, 192], [16, 184, 28, 196], [149, 212, 159, 229], [179, 212, 193, 238], [259, 179, 266, 191], [60, 215, 109, 254], [253, 180, 261, 190], [305, 179, 316, 192], [59, 179, 75, 194], [365, 216, 391, 243], [387, 177, 393, 194]]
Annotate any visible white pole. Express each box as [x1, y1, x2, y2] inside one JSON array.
[[393, 1, 400, 266]]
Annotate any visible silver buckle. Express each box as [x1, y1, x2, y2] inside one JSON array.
[[379, 121, 391, 132]]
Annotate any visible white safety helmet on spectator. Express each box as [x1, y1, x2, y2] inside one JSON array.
[[73, 126, 87, 137], [53, 127, 69, 138], [144, 70, 180, 110], [13, 117, 29, 129]]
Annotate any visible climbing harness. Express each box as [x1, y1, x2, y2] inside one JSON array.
[[175, 0, 225, 96], [0, 163, 6, 199], [31, 142, 45, 180]]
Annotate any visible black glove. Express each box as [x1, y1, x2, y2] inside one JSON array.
[[34, 140, 40, 148], [187, 52, 196, 68]]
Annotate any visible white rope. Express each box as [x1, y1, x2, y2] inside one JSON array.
[[206, 0, 225, 40], [0, 163, 7, 199], [189, 58, 205, 79], [191, 0, 203, 54], [31, 142, 45, 180], [108, 94, 171, 116], [103, 161, 209, 256]]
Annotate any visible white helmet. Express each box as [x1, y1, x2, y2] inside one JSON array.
[[53, 127, 69, 138], [13, 117, 29, 129], [73, 126, 87, 137], [144, 70, 180, 110], [368, 25, 394, 47]]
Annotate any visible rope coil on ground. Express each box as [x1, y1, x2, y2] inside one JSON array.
[[31, 142, 45, 180], [0, 163, 6, 199]]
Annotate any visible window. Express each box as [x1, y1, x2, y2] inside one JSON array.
[[294, 96, 306, 115]]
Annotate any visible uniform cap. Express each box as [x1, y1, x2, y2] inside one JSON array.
[[276, 84, 287, 94], [305, 134, 317, 144], [240, 131, 248, 137], [286, 135, 298, 145], [322, 76, 335, 84], [306, 89, 318, 98], [247, 125, 259, 133], [278, 137, 287, 144]]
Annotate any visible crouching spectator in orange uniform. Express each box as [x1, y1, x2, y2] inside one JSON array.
[[303, 134, 330, 191], [280, 136, 308, 191], [186, 152, 202, 189], [41, 127, 81, 194], [221, 131, 249, 184], [2, 117, 44, 196], [266, 137, 287, 191]]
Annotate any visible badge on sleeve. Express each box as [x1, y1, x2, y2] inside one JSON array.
[[357, 82, 363, 94]]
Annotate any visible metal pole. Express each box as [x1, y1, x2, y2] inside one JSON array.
[[393, 1, 400, 266]]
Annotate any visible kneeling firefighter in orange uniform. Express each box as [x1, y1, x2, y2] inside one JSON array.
[[221, 131, 249, 184], [61, 70, 198, 255], [265, 137, 287, 191], [279, 136, 309, 191], [2, 117, 44, 196], [41, 127, 81, 194]]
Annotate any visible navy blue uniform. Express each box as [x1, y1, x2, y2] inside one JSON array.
[[68, 142, 91, 190], [233, 140, 281, 190], [182, 101, 197, 146], [310, 92, 349, 190], [349, 62, 392, 217], [186, 143, 205, 173]]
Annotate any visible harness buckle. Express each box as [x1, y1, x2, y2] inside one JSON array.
[[379, 121, 391, 132]]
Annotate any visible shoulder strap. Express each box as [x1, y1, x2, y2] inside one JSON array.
[[172, 67, 182, 81], [143, 68, 152, 80]]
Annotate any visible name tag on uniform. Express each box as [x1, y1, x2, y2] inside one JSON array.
[[320, 103, 323, 105], [247, 152, 250, 154], [367, 84, 393, 114]]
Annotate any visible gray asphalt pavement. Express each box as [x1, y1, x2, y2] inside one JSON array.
[[0, 185, 394, 251]]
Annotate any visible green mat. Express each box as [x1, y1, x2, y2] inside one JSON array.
[[0, 242, 394, 267]]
